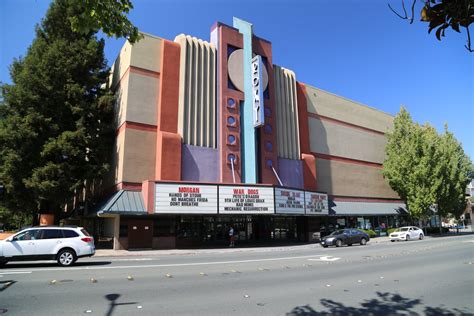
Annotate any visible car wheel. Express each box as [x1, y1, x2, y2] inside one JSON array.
[[391, 240, 395, 242], [322, 245, 328, 248], [360, 238, 367, 246], [335, 239, 342, 247], [348, 244, 352, 246], [419, 234, 424, 240], [406, 234, 410, 241], [0, 260, 8, 268], [57, 249, 77, 267]]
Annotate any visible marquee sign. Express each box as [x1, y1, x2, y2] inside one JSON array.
[[305, 192, 329, 215], [251, 55, 265, 128], [155, 183, 218, 214], [219, 185, 274, 214], [275, 188, 305, 214]]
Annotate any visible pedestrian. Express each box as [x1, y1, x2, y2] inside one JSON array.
[[229, 226, 235, 247]]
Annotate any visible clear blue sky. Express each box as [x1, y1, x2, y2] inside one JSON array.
[[1, 0, 473, 160]]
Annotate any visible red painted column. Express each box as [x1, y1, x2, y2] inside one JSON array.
[[297, 82, 317, 190], [155, 40, 182, 181]]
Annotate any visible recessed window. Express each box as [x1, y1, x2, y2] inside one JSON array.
[[227, 116, 236, 126], [228, 135, 236, 144], [228, 154, 236, 163], [227, 98, 236, 108], [264, 124, 272, 134], [265, 141, 273, 152], [264, 107, 272, 117], [266, 159, 273, 168]]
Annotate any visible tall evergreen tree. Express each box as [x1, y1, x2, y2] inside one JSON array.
[[0, 0, 115, 224]]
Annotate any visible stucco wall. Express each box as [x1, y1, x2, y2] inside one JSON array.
[[305, 85, 393, 133], [309, 117, 388, 164], [316, 158, 399, 199], [124, 72, 159, 127], [121, 129, 157, 184], [130, 34, 163, 73], [181, 144, 219, 182], [277, 158, 304, 189]]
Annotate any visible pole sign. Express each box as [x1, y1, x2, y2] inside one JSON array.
[[219, 185, 274, 214], [155, 183, 218, 214], [305, 192, 329, 215], [275, 188, 305, 214], [251, 55, 265, 128]]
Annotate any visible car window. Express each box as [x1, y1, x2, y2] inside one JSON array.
[[400, 228, 409, 231], [38, 229, 64, 239], [80, 228, 91, 237], [14, 229, 40, 241], [62, 230, 79, 238]]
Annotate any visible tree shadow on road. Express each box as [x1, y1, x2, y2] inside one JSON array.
[[104, 293, 137, 316], [286, 292, 472, 316]]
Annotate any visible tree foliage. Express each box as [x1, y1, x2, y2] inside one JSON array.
[[383, 107, 473, 221], [389, 0, 474, 52], [0, 0, 115, 223], [69, 0, 142, 43]]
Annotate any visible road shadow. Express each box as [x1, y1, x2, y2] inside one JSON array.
[[2, 261, 112, 269], [286, 292, 472, 316], [428, 232, 474, 238], [0, 280, 16, 292], [104, 293, 137, 316]]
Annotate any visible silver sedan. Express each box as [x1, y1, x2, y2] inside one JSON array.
[[389, 226, 424, 242]]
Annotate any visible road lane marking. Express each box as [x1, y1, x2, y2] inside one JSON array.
[[0, 254, 333, 273], [0, 271, 32, 275], [308, 256, 341, 262]]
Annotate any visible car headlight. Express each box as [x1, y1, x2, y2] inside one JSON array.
[[325, 237, 334, 242]]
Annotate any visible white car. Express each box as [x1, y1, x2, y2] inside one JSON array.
[[0, 226, 95, 267], [389, 226, 424, 242]]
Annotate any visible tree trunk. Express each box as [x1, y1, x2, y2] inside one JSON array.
[[438, 215, 443, 234]]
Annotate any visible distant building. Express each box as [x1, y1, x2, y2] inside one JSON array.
[[92, 18, 407, 250]]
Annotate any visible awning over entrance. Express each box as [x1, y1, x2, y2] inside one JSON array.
[[329, 200, 408, 216], [97, 190, 147, 216]]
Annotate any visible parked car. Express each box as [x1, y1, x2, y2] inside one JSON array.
[[320, 229, 370, 248], [389, 226, 424, 242], [0, 226, 95, 267]]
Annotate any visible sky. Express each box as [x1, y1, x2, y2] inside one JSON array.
[[1, 0, 473, 160]]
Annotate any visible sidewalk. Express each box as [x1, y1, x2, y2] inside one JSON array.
[[94, 236, 396, 257]]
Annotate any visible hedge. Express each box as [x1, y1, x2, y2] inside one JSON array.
[[361, 229, 377, 238]]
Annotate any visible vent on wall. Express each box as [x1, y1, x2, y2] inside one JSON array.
[[274, 65, 300, 160], [175, 34, 217, 148]]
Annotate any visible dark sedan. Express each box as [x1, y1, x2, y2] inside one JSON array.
[[320, 229, 369, 248]]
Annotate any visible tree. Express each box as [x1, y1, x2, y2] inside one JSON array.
[[434, 126, 473, 222], [383, 108, 434, 221], [388, 0, 474, 52], [0, 0, 115, 224], [69, 0, 142, 44], [383, 107, 473, 229]]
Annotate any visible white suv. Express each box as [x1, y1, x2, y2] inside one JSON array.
[[0, 226, 95, 267]]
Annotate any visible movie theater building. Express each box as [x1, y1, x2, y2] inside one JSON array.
[[94, 18, 406, 250]]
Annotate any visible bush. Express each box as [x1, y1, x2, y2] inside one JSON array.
[[361, 229, 377, 238], [387, 228, 398, 235]]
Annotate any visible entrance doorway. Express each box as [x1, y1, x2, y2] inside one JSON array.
[[128, 219, 153, 249]]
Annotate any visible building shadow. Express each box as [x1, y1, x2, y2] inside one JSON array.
[[286, 292, 472, 316]]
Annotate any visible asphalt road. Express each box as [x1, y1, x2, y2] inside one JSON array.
[[0, 235, 473, 315]]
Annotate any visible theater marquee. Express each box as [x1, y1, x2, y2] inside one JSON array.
[[153, 182, 327, 215], [219, 185, 274, 214], [155, 183, 218, 214]]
